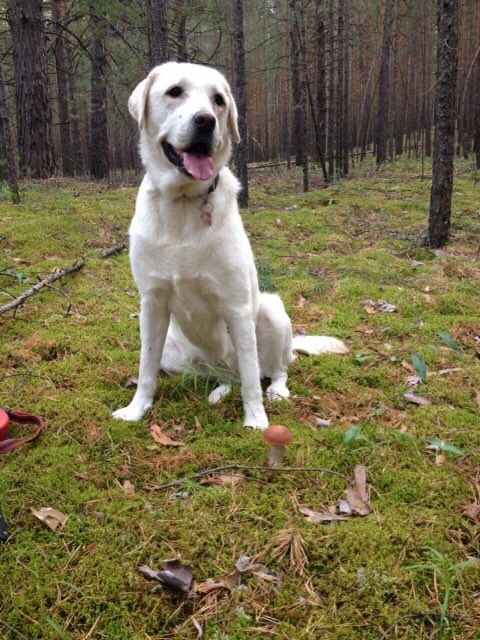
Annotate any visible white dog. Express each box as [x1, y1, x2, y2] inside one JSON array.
[[113, 62, 347, 429]]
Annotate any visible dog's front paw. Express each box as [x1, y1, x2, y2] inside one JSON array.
[[112, 400, 151, 422], [266, 383, 290, 401], [243, 403, 269, 430]]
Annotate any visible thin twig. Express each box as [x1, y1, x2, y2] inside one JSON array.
[[148, 464, 349, 492], [0, 260, 84, 316], [0, 618, 28, 639], [98, 241, 127, 259]]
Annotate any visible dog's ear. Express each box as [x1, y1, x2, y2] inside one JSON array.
[[128, 72, 156, 131], [225, 87, 241, 144]]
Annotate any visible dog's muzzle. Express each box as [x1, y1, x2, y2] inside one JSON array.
[[162, 111, 216, 181]]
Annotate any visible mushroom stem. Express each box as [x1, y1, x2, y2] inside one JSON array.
[[268, 444, 285, 468]]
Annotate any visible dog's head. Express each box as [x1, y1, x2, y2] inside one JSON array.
[[129, 62, 240, 184]]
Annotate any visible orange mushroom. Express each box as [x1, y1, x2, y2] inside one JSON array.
[[263, 424, 293, 468]]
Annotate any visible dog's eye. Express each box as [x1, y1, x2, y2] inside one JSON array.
[[213, 93, 225, 106], [166, 86, 183, 98]]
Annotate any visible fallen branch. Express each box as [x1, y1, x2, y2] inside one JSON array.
[[98, 242, 127, 259], [0, 260, 85, 316], [148, 464, 349, 492]]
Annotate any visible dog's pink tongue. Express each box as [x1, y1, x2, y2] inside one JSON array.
[[183, 153, 214, 181]]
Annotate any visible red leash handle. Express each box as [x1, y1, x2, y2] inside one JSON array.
[[0, 408, 45, 454]]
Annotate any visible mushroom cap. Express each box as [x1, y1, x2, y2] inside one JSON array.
[[263, 424, 293, 446]]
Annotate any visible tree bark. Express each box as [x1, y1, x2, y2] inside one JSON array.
[[150, 0, 169, 65], [315, 3, 327, 163], [51, 0, 74, 176], [9, 0, 55, 178], [327, 0, 336, 180], [428, 0, 458, 248], [0, 63, 20, 203], [66, 42, 84, 174], [474, 44, 480, 169], [232, 0, 248, 208], [90, 11, 110, 179], [376, 0, 394, 165]]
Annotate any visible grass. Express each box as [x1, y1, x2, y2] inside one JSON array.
[[0, 159, 479, 639]]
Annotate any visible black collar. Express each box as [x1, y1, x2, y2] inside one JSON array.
[[207, 174, 220, 195]]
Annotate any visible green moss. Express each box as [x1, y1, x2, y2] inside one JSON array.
[[1, 161, 479, 639]]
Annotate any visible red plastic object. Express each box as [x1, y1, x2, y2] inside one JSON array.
[[0, 409, 9, 441]]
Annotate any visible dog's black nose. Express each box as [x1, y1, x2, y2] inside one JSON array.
[[193, 111, 216, 134]]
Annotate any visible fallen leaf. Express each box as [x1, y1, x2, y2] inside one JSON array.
[[296, 295, 307, 308], [338, 499, 352, 515], [435, 454, 446, 466], [406, 375, 422, 387], [436, 331, 461, 352], [150, 424, 184, 447], [222, 569, 243, 591], [476, 390, 480, 409], [31, 507, 68, 531], [138, 559, 193, 593], [315, 417, 332, 428], [122, 480, 136, 495], [411, 353, 428, 382], [404, 391, 431, 406], [124, 377, 138, 389], [199, 474, 244, 486], [195, 578, 227, 594], [250, 563, 282, 584], [362, 299, 397, 313], [299, 506, 348, 523], [461, 503, 480, 523], [345, 465, 370, 516], [426, 437, 465, 457], [235, 555, 251, 572], [401, 360, 416, 374]]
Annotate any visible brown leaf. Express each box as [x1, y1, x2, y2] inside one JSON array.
[[122, 480, 136, 495], [31, 507, 68, 531], [461, 503, 480, 523], [222, 569, 243, 591], [404, 391, 432, 406], [195, 578, 227, 594], [435, 454, 446, 466], [401, 360, 416, 374], [138, 559, 193, 593], [299, 506, 348, 523], [150, 424, 184, 447], [343, 465, 370, 516], [199, 474, 244, 486], [476, 390, 480, 410]]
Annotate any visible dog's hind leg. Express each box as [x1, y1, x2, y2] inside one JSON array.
[[257, 293, 295, 401]]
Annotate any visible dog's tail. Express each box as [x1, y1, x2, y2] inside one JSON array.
[[292, 335, 349, 356]]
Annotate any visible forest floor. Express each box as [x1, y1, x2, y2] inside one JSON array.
[[0, 159, 479, 640]]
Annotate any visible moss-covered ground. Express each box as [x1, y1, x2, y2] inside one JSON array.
[[0, 160, 479, 639]]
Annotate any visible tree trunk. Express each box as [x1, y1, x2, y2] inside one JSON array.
[[315, 3, 327, 163], [232, 0, 248, 208], [342, 0, 349, 177], [376, 0, 394, 165], [9, 0, 55, 178], [51, 0, 74, 176], [289, 0, 308, 191], [327, 0, 336, 180], [150, 0, 169, 65], [176, 0, 187, 62], [428, 0, 458, 248], [335, 0, 344, 175], [66, 42, 84, 174], [474, 43, 480, 169], [0, 63, 20, 203], [90, 12, 110, 180]]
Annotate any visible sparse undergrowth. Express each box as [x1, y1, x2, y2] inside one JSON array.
[[0, 160, 479, 640]]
